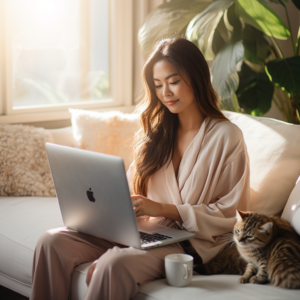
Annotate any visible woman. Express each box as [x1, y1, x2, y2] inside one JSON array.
[[30, 37, 250, 300]]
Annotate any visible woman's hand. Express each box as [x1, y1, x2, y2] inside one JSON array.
[[131, 195, 183, 222], [131, 195, 163, 218], [86, 259, 98, 286]]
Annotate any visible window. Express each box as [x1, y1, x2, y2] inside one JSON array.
[[0, 0, 133, 123]]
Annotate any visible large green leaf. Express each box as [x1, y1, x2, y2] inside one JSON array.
[[186, 0, 233, 60], [219, 93, 240, 112], [138, 0, 212, 54], [236, 63, 274, 116], [211, 40, 244, 100], [243, 25, 269, 64], [235, 0, 290, 39], [212, 16, 229, 55], [292, 0, 300, 10], [265, 57, 300, 95]]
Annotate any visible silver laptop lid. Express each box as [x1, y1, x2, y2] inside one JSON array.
[[45, 143, 141, 248]]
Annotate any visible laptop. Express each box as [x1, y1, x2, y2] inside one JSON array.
[[45, 143, 195, 250]]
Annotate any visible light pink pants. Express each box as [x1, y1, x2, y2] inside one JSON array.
[[30, 221, 185, 300]]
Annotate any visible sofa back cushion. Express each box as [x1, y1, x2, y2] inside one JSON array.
[[224, 111, 300, 216], [70, 109, 139, 171], [50, 126, 75, 147], [0, 124, 56, 196], [69, 109, 300, 217]]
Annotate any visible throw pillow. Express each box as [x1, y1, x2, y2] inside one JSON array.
[[224, 111, 300, 216], [0, 124, 56, 196], [69, 109, 139, 171]]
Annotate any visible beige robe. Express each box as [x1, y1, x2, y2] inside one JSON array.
[[128, 117, 250, 263]]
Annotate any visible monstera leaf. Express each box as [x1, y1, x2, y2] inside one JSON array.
[[186, 0, 233, 60], [242, 25, 269, 64], [265, 57, 300, 95], [235, 0, 290, 39], [219, 93, 240, 112], [211, 40, 244, 100], [138, 0, 212, 54], [236, 63, 274, 116]]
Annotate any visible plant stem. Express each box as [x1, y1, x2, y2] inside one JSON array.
[[272, 97, 283, 113], [296, 109, 300, 123], [269, 36, 284, 58], [282, 91, 295, 123], [274, 88, 288, 121], [297, 27, 300, 56], [283, 4, 296, 56]]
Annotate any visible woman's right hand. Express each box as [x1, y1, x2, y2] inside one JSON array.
[[86, 259, 98, 286]]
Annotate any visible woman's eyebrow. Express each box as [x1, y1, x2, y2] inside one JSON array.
[[153, 73, 179, 81]]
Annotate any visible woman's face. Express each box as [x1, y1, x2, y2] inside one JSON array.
[[152, 59, 196, 114]]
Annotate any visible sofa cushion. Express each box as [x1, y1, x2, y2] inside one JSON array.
[[0, 196, 64, 297], [70, 263, 300, 300], [69, 109, 139, 171], [0, 124, 55, 197], [131, 275, 300, 300], [1, 196, 299, 300], [224, 111, 300, 216]]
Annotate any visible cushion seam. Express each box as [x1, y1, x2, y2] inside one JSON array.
[[0, 233, 35, 252], [0, 270, 32, 287]]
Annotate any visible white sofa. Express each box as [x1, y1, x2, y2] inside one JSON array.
[[0, 111, 300, 300]]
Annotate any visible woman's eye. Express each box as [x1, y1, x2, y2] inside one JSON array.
[[155, 85, 162, 89], [170, 80, 180, 85]]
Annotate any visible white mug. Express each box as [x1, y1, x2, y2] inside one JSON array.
[[165, 254, 193, 287]]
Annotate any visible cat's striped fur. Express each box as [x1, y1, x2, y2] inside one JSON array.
[[234, 211, 300, 288], [199, 211, 300, 289]]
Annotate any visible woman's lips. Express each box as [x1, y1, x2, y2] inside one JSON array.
[[165, 100, 178, 106]]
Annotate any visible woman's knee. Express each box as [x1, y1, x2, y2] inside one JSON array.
[[35, 228, 66, 254], [97, 246, 140, 274]]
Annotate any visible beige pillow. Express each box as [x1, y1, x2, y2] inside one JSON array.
[[70, 109, 139, 171], [224, 111, 300, 216], [0, 124, 56, 196]]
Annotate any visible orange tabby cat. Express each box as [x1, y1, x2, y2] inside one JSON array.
[[234, 211, 300, 288]]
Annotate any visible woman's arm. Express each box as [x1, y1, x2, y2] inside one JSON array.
[[131, 195, 183, 223]]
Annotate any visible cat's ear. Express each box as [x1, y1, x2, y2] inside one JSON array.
[[236, 210, 249, 221], [259, 222, 273, 233]]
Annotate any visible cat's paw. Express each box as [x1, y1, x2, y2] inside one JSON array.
[[238, 276, 249, 284], [249, 276, 266, 284]]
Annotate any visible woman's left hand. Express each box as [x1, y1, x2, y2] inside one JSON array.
[[131, 195, 163, 218]]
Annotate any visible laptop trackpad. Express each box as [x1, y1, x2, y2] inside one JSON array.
[[137, 220, 166, 234]]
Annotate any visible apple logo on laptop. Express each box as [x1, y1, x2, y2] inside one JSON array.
[[87, 188, 96, 202]]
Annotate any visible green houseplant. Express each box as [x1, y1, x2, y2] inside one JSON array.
[[138, 0, 300, 124]]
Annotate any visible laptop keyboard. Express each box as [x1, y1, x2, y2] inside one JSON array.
[[139, 232, 172, 245]]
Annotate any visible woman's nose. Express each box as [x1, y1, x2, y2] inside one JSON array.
[[162, 85, 173, 97]]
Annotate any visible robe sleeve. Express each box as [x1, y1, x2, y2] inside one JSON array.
[[176, 149, 250, 241]]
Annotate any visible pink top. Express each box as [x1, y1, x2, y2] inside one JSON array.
[[127, 117, 250, 263]]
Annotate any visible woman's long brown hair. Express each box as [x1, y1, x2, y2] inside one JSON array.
[[133, 37, 228, 196]]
